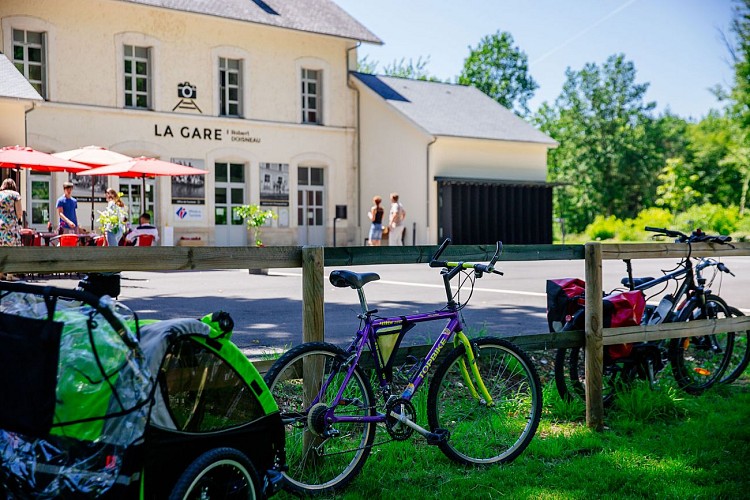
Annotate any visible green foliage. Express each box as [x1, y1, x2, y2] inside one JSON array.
[[235, 204, 277, 246], [673, 203, 740, 235], [458, 31, 538, 116], [586, 215, 621, 241], [357, 55, 445, 82], [537, 54, 661, 233]]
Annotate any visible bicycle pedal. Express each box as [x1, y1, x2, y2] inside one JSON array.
[[426, 428, 450, 445]]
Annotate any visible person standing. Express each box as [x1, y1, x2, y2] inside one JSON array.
[[367, 195, 384, 246], [0, 178, 22, 247], [56, 181, 78, 234], [388, 192, 406, 246], [102, 188, 128, 246]]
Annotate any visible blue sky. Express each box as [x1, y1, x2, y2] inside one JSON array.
[[334, 0, 737, 120]]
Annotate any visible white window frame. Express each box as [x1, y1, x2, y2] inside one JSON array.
[[295, 57, 330, 126], [114, 33, 161, 110], [219, 57, 243, 117], [2, 16, 56, 100], [123, 44, 151, 109], [212, 47, 251, 119], [12, 29, 46, 98], [301, 68, 322, 124]]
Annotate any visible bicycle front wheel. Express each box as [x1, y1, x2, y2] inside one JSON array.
[[427, 337, 542, 465], [720, 306, 749, 384], [670, 295, 734, 394], [263, 342, 375, 496]]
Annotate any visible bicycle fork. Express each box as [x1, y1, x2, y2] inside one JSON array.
[[454, 331, 494, 406]]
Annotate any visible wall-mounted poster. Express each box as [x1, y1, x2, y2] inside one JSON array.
[[170, 157, 206, 205], [69, 172, 106, 203], [259, 162, 289, 207]]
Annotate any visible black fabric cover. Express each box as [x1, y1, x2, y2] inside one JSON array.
[[0, 312, 63, 437]]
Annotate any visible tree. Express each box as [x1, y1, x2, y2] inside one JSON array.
[[535, 54, 660, 233], [458, 31, 538, 116], [357, 55, 444, 82]]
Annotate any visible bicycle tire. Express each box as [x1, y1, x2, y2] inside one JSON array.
[[427, 337, 541, 465], [554, 347, 620, 407], [669, 294, 734, 394], [720, 306, 749, 384], [168, 447, 260, 500], [263, 342, 375, 496]]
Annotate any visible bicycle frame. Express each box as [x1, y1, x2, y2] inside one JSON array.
[[313, 250, 501, 426]]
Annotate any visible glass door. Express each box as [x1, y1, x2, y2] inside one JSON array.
[[214, 162, 247, 246], [120, 178, 155, 224], [296, 166, 325, 245], [29, 173, 51, 231]]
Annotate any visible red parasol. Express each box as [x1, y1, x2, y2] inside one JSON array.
[[53, 146, 134, 231], [0, 145, 90, 173], [77, 156, 208, 210]]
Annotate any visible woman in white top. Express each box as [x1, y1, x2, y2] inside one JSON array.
[[388, 192, 406, 246]]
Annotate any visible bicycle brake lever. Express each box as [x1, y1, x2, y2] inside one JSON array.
[[717, 263, 735, 276]]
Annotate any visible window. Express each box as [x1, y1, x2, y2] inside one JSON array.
[[124, 45, 151, 109], [219, 57, 243, 117], [12, 29, 46, 97], [161, 337, 264, 432], [301, 68, 322, 124]]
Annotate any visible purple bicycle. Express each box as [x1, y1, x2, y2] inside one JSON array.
[[264, 239, 542, 495]]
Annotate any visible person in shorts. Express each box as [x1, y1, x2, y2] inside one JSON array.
[[56, 181, 78, 234]]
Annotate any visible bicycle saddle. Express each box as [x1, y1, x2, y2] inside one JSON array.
[[329, 270, 380, 289], [620, 277, 655, 287]]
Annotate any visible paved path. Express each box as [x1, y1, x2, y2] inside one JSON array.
[[36, 256, 750, 358]]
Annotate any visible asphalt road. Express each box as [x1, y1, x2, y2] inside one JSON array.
[[37, 256, 750, 358]]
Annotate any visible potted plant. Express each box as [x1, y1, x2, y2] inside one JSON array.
[[235, 204, 277, 247]]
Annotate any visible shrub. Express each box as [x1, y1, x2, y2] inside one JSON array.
[[586, 215, 620, 241], [673, 203, 739, 235]]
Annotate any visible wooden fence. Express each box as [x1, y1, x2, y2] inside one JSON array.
[[2, 241, 749, 430]]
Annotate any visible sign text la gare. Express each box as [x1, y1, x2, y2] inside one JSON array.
[[154, 124, 222, 141]]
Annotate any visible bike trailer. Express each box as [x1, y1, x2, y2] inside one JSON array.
[[0, 281, 286, 498]]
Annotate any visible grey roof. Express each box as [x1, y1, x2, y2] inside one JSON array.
[[352, 73, 556, 145], [0, 54, 43, 101], [117, 0, 382, 44]]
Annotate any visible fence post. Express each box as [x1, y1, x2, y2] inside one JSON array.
[[584, 242, 604, 431], [302, 245, 325, 343]]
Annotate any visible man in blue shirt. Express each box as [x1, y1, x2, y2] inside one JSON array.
[[56, 181, 78, 234]]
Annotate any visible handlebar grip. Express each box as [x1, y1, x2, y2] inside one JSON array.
[[431, 238, 451, 263], [429, 260, 447, 268], [644, 226, 665, 233]]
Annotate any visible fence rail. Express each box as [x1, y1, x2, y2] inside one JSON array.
[[2, 240, 749, 430]]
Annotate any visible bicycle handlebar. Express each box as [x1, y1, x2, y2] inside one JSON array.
[[645, 226, 732, 245], [429, 239, 504, 276]]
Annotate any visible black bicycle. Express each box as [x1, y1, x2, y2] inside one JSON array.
[[552, 227, 737, 405]]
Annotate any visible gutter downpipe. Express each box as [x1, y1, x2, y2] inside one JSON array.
[[346, 42, 361, 245], [22, 101, 38, 220], [426, 136, 437, 243]]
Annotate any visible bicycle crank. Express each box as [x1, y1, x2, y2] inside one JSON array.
[[386, 402, 450, 445]]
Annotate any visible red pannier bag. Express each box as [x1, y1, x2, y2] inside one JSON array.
[[603, 290, 646, 359], [546, 278, 586, 330]]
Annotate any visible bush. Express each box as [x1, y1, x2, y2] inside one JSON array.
[[586, 215, 620, 241], [673, 203, 739, 235]]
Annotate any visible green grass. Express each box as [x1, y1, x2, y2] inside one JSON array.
[[276, 375, 750, 499]]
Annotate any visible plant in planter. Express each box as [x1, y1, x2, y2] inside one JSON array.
[[235, 204, 277, 246]]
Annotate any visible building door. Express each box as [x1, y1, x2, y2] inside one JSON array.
[[297, 166, 325, 246], [437, 178, 553, 245], [120, 178, 155, 223], [29, 173, 51, 231], [215, 162, 247, 246]]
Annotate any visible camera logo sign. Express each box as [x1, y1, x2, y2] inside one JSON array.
[[173, 82, 202, 113]]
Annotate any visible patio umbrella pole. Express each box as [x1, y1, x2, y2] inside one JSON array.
[[141, 174, 146, 215], [91, 182, 95, 232]]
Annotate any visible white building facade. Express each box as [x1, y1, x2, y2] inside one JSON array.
[[1, 0, 555, 247]]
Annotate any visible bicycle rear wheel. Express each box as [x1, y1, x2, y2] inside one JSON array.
[[554, 347, 620, 407], [720, 306, 749, 384], [427, 337, 541, 465], [263, 342, 375, 496], [670, 295, 734, 394]]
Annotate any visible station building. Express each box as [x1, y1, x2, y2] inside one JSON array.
[[0, 0, 556, 246]]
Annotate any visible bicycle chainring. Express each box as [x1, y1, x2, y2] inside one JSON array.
[[385, 398, 416, 441]]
